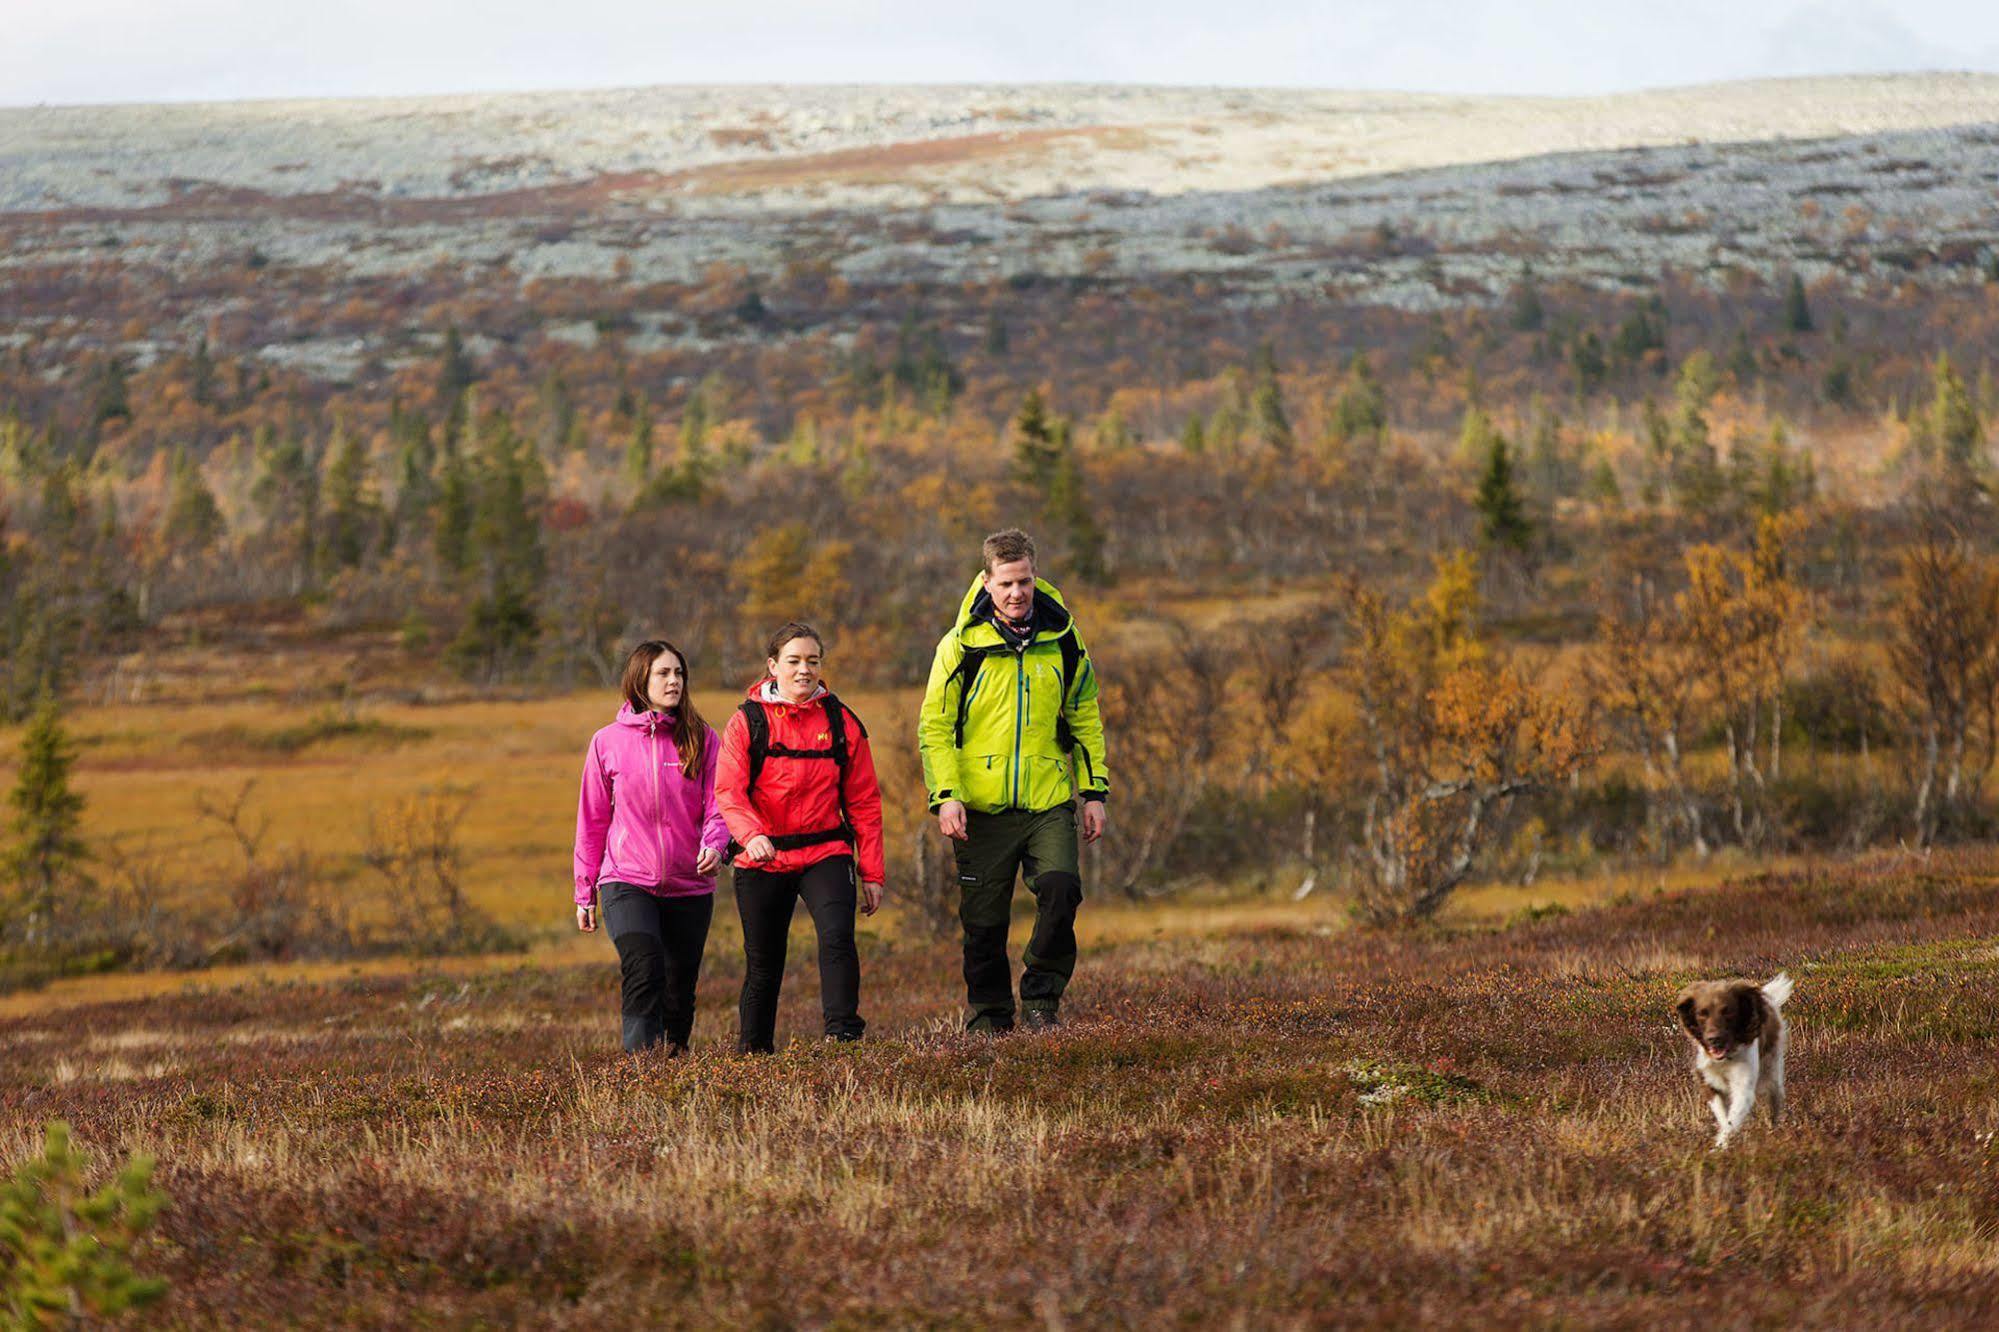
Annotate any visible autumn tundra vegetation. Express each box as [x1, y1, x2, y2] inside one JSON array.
[[5, 240, 1999, 1320], [6, 260, 1999, 971]]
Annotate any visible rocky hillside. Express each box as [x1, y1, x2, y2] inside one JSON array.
[[3, 74, 1997, 379]]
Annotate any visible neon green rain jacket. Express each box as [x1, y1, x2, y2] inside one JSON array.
[[918, 575, 1110, 814]]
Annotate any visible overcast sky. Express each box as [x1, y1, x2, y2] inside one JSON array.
[[7, 0, 1999, 107]]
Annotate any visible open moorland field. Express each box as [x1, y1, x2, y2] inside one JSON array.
[[2, 681, 924, 930], [4, 852, 1997, 1327], [9, 73, 1999, 1324]]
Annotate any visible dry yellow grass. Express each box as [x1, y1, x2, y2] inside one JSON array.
[[0, 687, 918, 926], [0, 682, 1841, 1022]]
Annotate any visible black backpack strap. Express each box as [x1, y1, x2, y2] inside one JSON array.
[[950, 645, 993, 748], [1054, 632, 1083, 753], [739, 698, 770, 792], [821, 694, 852, 771], [724, 700, 769, 865], [726, 693, 860, 867], [949, 637, 1083, 750], [821, 692, 857, 837]]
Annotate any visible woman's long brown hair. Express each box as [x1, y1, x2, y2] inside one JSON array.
[[620, 639, 710, 779]]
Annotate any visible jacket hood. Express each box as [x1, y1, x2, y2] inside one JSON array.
[[955, 574, 1074, 647], [615, 701, 680, 730], [746, 679, 831, 706]]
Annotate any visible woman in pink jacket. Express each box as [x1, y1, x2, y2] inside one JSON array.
[[574, 639, 729, 1054]]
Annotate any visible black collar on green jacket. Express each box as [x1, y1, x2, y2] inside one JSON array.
[[966, 585, 1072, 647]]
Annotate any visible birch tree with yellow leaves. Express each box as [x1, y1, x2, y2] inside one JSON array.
[[1341, 551, 1596, 923], [1676, 515, 1811, 846], [1587, 575, 1709, 858], [1886, 521, 1999, 846]]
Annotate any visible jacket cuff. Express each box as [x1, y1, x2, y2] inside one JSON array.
[[574, 883, 597, 907], [1081, 791, 1107, 804], [927, 789, 954, 812]]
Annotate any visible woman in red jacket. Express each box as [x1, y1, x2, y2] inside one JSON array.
[[716, 621, 886, 1052]]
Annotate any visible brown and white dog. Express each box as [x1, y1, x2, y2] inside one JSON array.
[[1674, 972, 1793, 1149]]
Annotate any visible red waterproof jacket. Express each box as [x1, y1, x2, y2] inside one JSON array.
[[715, 681, 886, 883]]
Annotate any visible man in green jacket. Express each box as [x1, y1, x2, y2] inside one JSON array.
[[919, 527, 1110, 1032]]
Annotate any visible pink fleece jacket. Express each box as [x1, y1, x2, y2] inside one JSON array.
[[573, 703, 729, 905]]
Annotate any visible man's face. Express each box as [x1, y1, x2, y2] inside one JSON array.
[[982, 557, 1036, 624]]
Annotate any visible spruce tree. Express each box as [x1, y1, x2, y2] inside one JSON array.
[[468, 414, 545, 591], [1, 585, 63, 726], [679, 380, 712, 466], [1831, 352, 1855, 410], [1047, 434, 1106, 583], [437, 325, 476, 401], [1568, 330, 1608, 395], [321, 425, 379, 571], [1206, 370, 1248, 454], [389, 406, 438, 553], [1, 1121, 167, 1321], [1639, 397, 1672, 505], [1609, 295, 1668, 371], [89, 355, 131, 429], [891, 313, 960, 411], [189, 333, 217, 408], [434, 444, 472, 574], [1755, 420, 1800, 515], [1929, 353, 1984, 475], [1669, 358, 1726, 512], [1474, 433, 1533, 553], [1330, 352, 1387, 444], [535, 369, 578, 457], [251, 426, 319, 594], [1726, 327, 1758, 385], [1507, 265, 1546, 332], [37, 464, 85, 546], [1783, 272, 1814, 334], [1179, 414, 1207, 454], [1249, 341, 1294, 453], [1525, 405, 1570, 501], [1012, 388, 1061, 491], [5, 694, 87, 936], [1584, 454, 1623, 508], [162, 448, 223, 555], [447, 414, 546, 680]]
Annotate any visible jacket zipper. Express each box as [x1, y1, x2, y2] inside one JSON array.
[[1011, 647, 1028, 809], [650, 714, 666, 882]]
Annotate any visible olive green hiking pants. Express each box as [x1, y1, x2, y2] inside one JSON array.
[[954, 804, 1083, 1031]]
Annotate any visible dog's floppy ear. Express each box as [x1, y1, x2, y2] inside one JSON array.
[[1674, 988, 1699, 1035], [1727, 980, 1765, 1043]]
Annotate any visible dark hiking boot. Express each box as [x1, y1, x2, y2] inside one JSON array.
[[1022, 1007, 1061, 1031], [966, 1012, 1015, 1036]]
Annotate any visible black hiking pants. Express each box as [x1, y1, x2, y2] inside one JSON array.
[[954, 804, 1083, 1031], [734, 855, 865, 1052], [601, 883, 713, 1054]]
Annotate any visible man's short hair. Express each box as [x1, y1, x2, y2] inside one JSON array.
[[982, 528, 1036, 574]]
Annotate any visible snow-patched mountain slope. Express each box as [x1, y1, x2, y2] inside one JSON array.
[[3, 74, 1998, 213]]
